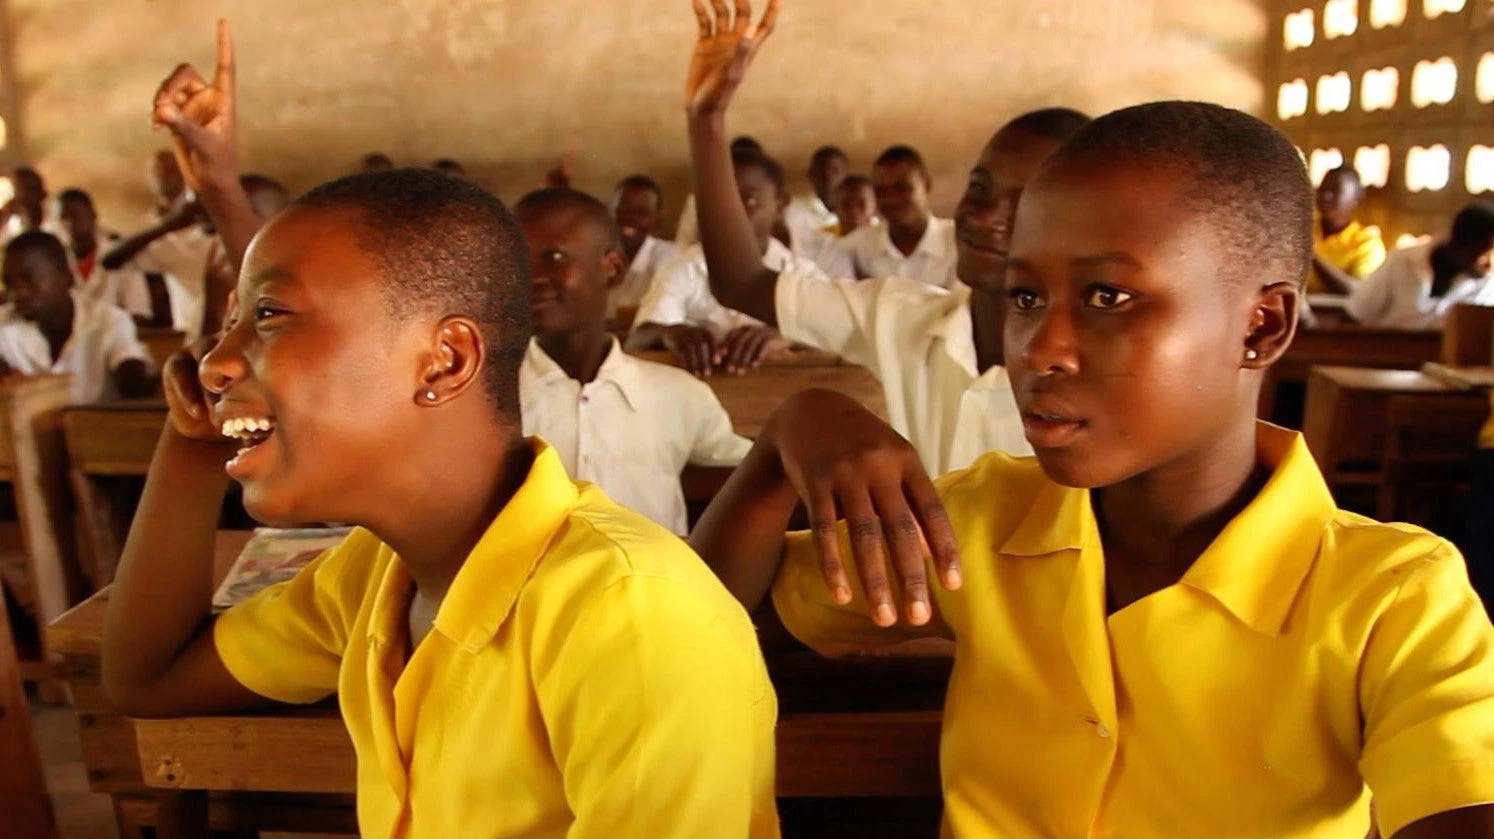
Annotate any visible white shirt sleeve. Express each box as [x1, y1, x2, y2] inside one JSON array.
[[112, 270, 154, 319], [632, 255, 699, 330], [101, 306, 152, 372], [674, 195, 699, 249], [774, 272, 887, 372], [1345, 256, 1397, 326], [683, 379, 753, 467]]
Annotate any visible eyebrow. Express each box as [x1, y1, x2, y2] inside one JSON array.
[[246, 266, 296, 290], [1072, 252, 1143, 270]]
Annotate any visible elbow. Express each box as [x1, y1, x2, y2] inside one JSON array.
[[102, 669, 163, 718]]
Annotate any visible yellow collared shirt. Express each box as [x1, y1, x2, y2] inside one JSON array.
[[1312, 219, 1388, 292], [215, 440, 779, 839], [773, 423, 1494, 837]]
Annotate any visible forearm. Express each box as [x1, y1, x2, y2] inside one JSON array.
[[1312, 255, 1360, 296], [687, 112, 779, 325], [102, 427, 235, 711], [689, 436, 800, 613], [101, 224, 174, 270], [196, 177, 262, 272]]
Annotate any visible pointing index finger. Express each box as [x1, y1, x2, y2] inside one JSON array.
[[214, 19, 235, 96]]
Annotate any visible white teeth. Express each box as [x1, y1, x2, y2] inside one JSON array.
[[220, 417, 275, 439]]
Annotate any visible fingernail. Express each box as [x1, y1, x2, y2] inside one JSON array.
[[874, 603, 897, 626], [945, 567, 963, 588], [833, 585, 852, 604], [909, 600, 931, 625]]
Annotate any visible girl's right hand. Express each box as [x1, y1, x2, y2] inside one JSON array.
[[162, 337, 224, 442]]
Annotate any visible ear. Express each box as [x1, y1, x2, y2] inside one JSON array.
[[415, 316, 486, 406], [1242, 281, 1299, 369], [601, 245, 627, 290]]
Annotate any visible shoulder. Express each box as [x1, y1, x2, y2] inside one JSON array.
[[622, 351, 716, 397], [1310, 512, 1471, 612], [306, 527, 392, 597], [936, 450, 1050, 527], [656, 244, 706, 280]]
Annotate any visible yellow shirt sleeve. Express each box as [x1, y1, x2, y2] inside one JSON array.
[[771, 524, 952, 655], [1342, 225, 1388, 280], [535, 574, 775, 839], [1357, 539, 1494, 837], [212, 530, 376, 704]]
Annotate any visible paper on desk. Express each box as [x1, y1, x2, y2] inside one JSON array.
[[211, 527, 353, 612]]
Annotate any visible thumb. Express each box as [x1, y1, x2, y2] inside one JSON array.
[[158, 104, 215, 152]]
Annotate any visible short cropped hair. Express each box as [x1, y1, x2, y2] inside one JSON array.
[[1052, 100, 1313, 288], [515, 187, 621, 248], [292, 168, 531, 419], [874, 145, 930, 183], [811, 145, 849, 169], [730, 136, 764, 156], [57, 188, 94, 209], [732, 149, 787, 196], [1002, 108, 1092, 143], [836, 173, 873, 194], [1450, 201, 1494, 247], [1322, 165, 1363, 193], [5, 230, 69, 271], [614, 174, 664, 208]]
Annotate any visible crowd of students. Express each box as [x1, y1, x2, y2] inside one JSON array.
[[3, 0, 1494, 836]]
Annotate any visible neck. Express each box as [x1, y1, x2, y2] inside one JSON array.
[[73, 240, 95, 262], [968, 286, 1005, 372], [537, 326, 613, 385], [888, 215, 930, 256], [814, 188, 833, 208], [1093, 412, 1262, 577], [1319, 216, 1350, 238], [376, 431, 535, 599], [37, 296, 75, 357]]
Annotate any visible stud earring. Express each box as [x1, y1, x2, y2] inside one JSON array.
[[1244, 349, 1260, 361], [423, 390, 438, 402]]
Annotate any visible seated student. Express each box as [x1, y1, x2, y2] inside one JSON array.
[[673, 135, 767, 249], [1346, 201, 1494, 330], [836, 145, 957, 289], [683, 7, 1084, 473], [628, 149, 827, 376], [359, 152, 395, 173], [515, 188, 750, 534], [0, 232, 154, 403], [782, 145, 847, 250], [1, 167, 57, 245], [100, 24, 777, 839], [56, 188, 172, 329], [1310, 165, 1387, 294], [797, 174, 874, 276], [690, 14, 1494, 837], [200, 173, 291, 337], [102, 194, 217, 342], [607, 174, 678, 324]]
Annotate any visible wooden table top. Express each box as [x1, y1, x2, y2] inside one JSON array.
[[1308, 365, 1456, 393]]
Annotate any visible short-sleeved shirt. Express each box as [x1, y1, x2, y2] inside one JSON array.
[[214, 440, 779, 839], [1346, 241, 1494, 330], [520, 338, 751, 534], [608, 235, 677, 320], [1311, 219, 1388, 292], [772, 423, 1494, 838], [633, 240, 828, 340], [838, 216, 957, 290], [71, 234, 153, 321], [127, 224, 217, 341], [783, 194, 837, 257], [774, 271, 1031, 475], [0, 290, 151, 403]]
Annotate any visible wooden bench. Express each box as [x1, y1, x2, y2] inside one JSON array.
[[61, 402, 167, 588]]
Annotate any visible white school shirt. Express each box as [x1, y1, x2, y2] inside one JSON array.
[[519, 338, 751, 534], [1345, 242, 1494, 330], [127, 224, 217, 341], [775, 271, 1031, 475], [632, 239, 830, 340], [674, 194, 700, 249], [69, 233, 153, 320], [840, 216, 958, 290], [608, 235, 678, 319], [784, 194, 837, 254], [0, 290, 151, 404]]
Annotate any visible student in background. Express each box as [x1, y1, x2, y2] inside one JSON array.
[[0, 231, 153, 403], [683, 1, 1085, 473], [1, 167, 54, 244], [1346, 201, 1494, 329], [148, 150, 188, 219], [607, 174, 678, 325], [515, 187, 749, 534], [102, 194, 217, 342], [674, 135, 766, 249], [629, 149, 826, 376], [200, 174, 291, 338], [837, 145, 957, 289], [798, 174, 873, 276], [783, 145, 847, 250], [56, 188, 168, 327], [1310, 165, 1387, 294], [359, 152, 395, 173], [101, 24, 777, 839], [432, 158, 466, 178]]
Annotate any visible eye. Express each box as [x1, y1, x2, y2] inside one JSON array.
[[1084, 285, 1135, 309], [544, 250, 566, 264], [1007, 288, 1043, 311], [254, 302, 289, 323]]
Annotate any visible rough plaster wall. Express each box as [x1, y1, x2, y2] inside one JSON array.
[[10, 0, 1267, 230]]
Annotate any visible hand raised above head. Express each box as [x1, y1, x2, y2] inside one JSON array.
[[685, 0, 780, 117], [152, 19, 238, 195]]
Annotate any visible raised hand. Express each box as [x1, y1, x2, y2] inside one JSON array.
[[152, 19, 237, 195], [685, 0, 779, 116]]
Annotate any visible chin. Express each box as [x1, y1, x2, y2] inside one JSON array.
[[239, 479, 317, 528], [1030, 447, 1123, 490]]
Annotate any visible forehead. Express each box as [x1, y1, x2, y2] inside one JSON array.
[[874, 160, 923, 183], [616, 184, 659, 206], [517, 203, 606, 246], [243, 206, 387, 299], [734, 164, 778, 191], [978, 129, 1066, 186], [4, 245, 66, 276]]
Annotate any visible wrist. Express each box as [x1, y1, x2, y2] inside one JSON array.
[[686, 109, 729, 137], [160, 425, 237, 470]]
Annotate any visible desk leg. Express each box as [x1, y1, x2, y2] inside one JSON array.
[[0, 586, 57, 839], [68, 469, 122, 590], [154, 789, 209, 839]]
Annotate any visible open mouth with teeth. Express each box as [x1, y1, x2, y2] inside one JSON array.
[[221, 416, 277, 471]]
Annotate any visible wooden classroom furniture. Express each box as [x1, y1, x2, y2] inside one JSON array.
[[1442, 304, 1494, 367], [0, 375, 86, 701], [49, 532, 952, 838], [1377, 391, 1490, 523], [62, 401, 167, 588], [1262, 327, 1444, 422], [136, 328, 187, 374], [1, 578, 59, 839]]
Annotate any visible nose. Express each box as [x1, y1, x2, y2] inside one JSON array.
[[199, 319, 254, 396], [1017, 305, 1080, 378]]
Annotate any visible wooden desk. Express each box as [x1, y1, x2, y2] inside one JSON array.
[[48, 532, 950, 837], [1263, 327, 1444, 423], [62, 402, 166, 587]]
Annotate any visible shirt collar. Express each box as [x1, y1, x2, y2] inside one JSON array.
[[523, 337, 642, 412], [432, 438, 580, 652], [877, 217, 952, 261], [999, 423, 1335, 636]]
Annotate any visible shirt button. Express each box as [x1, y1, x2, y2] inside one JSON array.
[[580, 395, 590, 404], [1096, 724, 1112, 738]]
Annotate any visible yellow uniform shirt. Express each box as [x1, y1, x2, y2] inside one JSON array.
[[215, 440, 779, 839], [1311, 219, 1388, 292], [773, 424, 1494, 838]]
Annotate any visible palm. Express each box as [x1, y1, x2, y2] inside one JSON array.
[[685, 0, 778, 113], [152, 20, 237, 192]]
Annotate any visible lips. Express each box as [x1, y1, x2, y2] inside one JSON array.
[[217, 413, 278, 478]]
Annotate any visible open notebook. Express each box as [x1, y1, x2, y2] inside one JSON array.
[[211, 527, 354, 612]]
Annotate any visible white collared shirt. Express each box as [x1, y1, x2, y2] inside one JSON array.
[[1346, 242, 1494, 330], [1, 216, 63, 247], [839, 216, 958, 290], [70, 233, 153, 320], [520, 338, 752, 534], [784, 194, 837, 254], [127, 224, 217, 341], [608, 235, 678, 319], [775, 272, 1031, 475], [632, 239, 829, 340], [0, 290, 151, 404]]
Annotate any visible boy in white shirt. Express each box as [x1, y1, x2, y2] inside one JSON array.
[[838, 145, 958, 290], [608, 175, 678, 326], [56, 188, 167, 327], [0, 232, 153, 404], [515, 188, 750, 534], [630, 150, 828, 376], [783, 145, 847, 251], [1346, 201, 1494, 330], [685, 27, 1091, 474], [673, 135, 766, 249], [798, 174, 875, 277], [0, 167, 58, 246]]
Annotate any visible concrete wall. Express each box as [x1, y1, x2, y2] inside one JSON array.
[[9, 0, 1267, 231]]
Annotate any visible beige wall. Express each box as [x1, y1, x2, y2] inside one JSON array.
[[10, 0, 1267, 232]]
